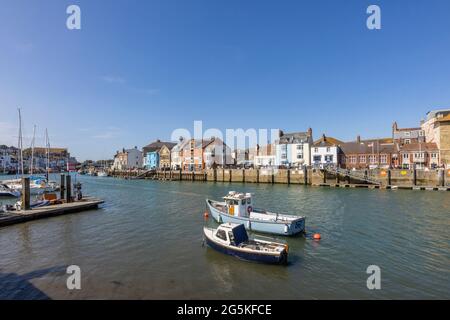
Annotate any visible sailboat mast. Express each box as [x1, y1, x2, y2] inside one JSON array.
[[18, 108, 24, 177], [30, 124, 36, 175], [45, 128, 50, 181]]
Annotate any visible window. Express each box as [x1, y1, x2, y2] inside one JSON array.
[[359, 155, 366, 163], [431, 153, 437, 158], [325, 155, 333, 162], [241, 199, 246, 205], [403, 153, 409, 159], [404, 132, 410, 137], [281, 153, 287, 159], [349, 156, 357, 164], [296, 144, 303, 150], [314, 148, 318, 153], [404, 139, 411, 144], [313, 155, 321, 162], [297, 154, 303, 159], [326, 147, 330, 152], [216, 229, 227, 241], [419, 131, 424, 136], [369, 155, 377, 164], [380, 154, 387, 164], [228, 232, 235, 244]]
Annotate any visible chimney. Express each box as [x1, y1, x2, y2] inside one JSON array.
[[308, 127, 312, 137], [357, 135, 361, 143], [322, 133, 326, 141]]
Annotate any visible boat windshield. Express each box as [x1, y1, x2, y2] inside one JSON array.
[[232, 224, 248, 245]]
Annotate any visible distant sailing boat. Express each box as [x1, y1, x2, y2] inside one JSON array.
[[2, 113, 59, 194]]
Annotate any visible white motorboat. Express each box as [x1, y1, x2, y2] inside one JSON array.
[[203, 223, 289, 264], [0, 184, 20, 197], [206, 191, 305, 236]]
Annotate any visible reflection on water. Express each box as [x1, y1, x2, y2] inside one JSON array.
[[0, 174, 449, 299]]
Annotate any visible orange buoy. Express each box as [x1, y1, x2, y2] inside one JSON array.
[[313, 233, 321, 240], [203, 211, 209, 219]]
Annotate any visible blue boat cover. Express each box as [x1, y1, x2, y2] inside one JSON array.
[[232, 224, 248, 245]]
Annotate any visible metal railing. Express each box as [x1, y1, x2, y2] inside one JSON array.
[[324, 167, 382, 185]]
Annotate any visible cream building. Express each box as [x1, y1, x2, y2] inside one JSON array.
[[421, 109, 450, 168]]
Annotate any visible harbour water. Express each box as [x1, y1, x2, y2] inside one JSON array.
[[0, 174, 449, 299]]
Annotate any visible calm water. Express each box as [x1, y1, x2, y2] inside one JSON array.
[[0, 174, 449, 299]]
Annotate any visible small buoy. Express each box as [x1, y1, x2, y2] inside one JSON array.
[[313, 233, 321, 240], [203, 211, 209, 218]]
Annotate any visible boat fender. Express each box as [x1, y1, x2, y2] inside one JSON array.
[[247, 206, 253, 214], [284, 224, 289, 234], [246, 220, 251, 230], [218, 214, 222, 223]]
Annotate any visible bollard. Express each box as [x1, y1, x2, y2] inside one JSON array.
[[66, 175, 72, 203], [60, 174, 66, 200], [21, 177, 31, 210], [303, 166, 308, 185]]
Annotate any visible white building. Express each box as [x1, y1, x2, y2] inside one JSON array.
[[112, 147, 143, 170], [170, 138, 188, 170], [203, 137, 233, 168], [311, 135, 343, 168], [254, 155, 276, 167], [274, 129, 313, 167]]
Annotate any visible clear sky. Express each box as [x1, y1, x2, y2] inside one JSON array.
[[1, 0, 450, 161]]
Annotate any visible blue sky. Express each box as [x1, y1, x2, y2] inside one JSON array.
[[1, 0, 450, 161]]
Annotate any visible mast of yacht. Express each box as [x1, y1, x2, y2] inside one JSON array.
[[45, 128, 50, 181], [30, 124, 36, 175], [17, 108, 24, 177], [3, 149, 6, 174]]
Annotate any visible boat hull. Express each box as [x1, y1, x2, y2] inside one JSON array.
[[0, 191, 20, 197], [204, 232, 287, 265], [206, 200, 305, 236]]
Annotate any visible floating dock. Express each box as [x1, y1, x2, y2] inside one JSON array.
[[0, 196, 104, 227]]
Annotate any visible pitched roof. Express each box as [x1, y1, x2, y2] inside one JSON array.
[[278, 132, 310, 144], [399, 142, 438, 152], [395, 127, 422, 132], [436, 114, 450, 122], [313, 136, 344, 147], [340, 141, 398, 155], [143, 140, 177, 153]]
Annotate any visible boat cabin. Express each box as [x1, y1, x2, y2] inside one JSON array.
[[223, 191, 253, 217], [214, 223, 249, 246]]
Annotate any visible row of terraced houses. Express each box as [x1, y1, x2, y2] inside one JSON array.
[[112, 109, 450, 171]]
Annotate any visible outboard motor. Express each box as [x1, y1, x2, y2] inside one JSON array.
[[74, 182, 82, 200]]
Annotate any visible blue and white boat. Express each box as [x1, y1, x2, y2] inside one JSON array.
[[206, 191, 305, 236], [203, 223, 288, 265], [0, 184, 20, 197]]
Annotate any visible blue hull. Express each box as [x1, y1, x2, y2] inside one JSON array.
[[207, 200, 305, 236], [204, 236, 287, 265]]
